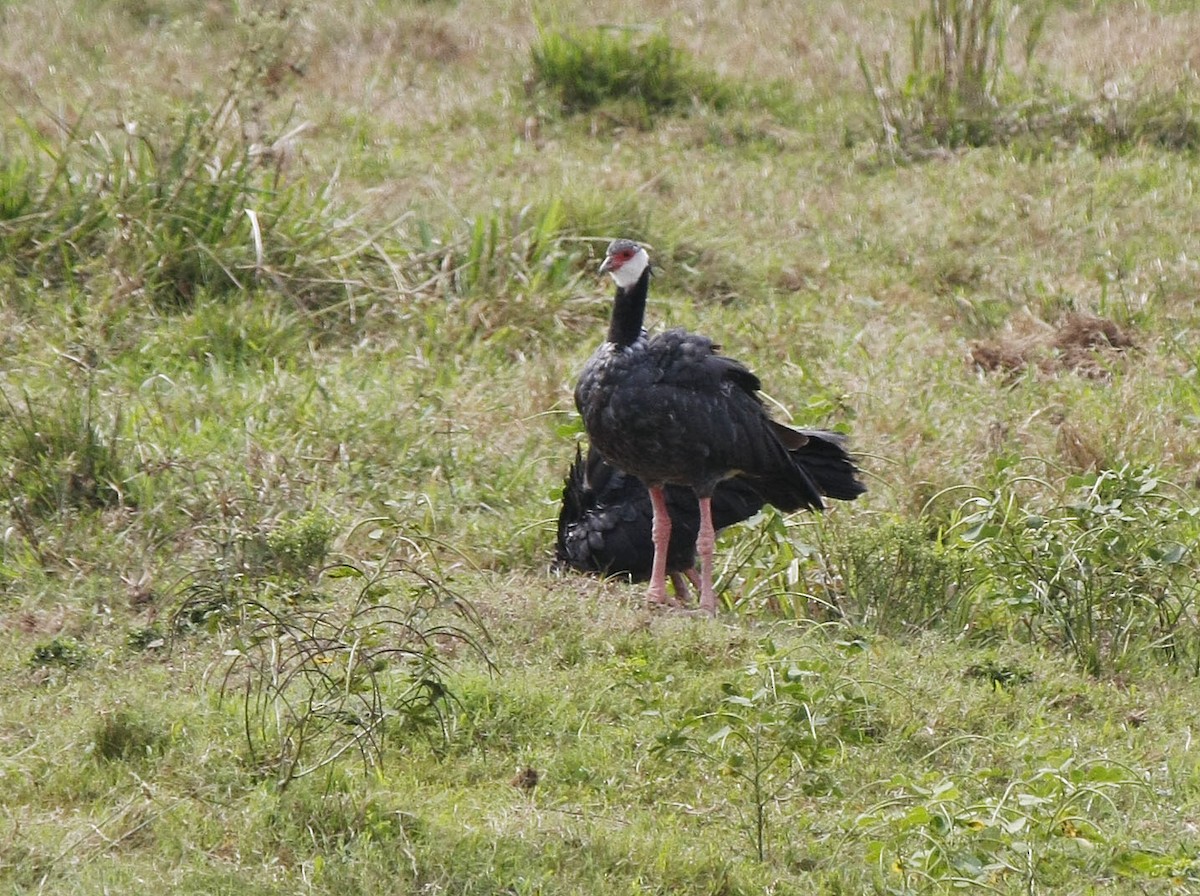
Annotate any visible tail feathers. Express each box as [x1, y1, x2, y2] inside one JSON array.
[[707, 476, 766, 530], [790, 429, 867, 502], [767, 419, 808, 451], [743, 466, 825, 513], [554, 444, 590, 566], [746, 426, 866, 511], [555, 444, 690, 579], [556, 445, 657, 577]]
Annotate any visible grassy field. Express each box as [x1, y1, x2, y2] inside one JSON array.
[[4, 0, 1200, 892]]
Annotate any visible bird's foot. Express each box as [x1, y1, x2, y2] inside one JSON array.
[[647, 594, 718, 617], [645, 582, 679, 609]]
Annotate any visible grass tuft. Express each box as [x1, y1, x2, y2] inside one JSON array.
[[723, 511, 968, 633], [261, 510, 338, 582], [0, 156, 37, 221], [857, 0, 1043, 154], [530, 26, 733, 122], [822, 515, 970, 634], [1, 380, 135, 518], [858, 0, 1200, 159], [1, 95, 394, 318], [90, 707, 166, 762]]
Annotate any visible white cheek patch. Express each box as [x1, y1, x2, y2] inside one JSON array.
[[610, 248, 649, 290]]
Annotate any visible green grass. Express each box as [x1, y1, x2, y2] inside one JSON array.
[[530, 25, 735, 122], [1, 377, 135, 518], [4, 0, 1200, 892]]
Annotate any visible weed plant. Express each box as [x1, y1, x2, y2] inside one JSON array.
[[725, 462, 1200, 679], [858, 0, 1037, 153], [90, 707, 165, 762], [722, 510, 969, 633], [950, 465, 1200, 675], [654, 639, 878, 861], [29, 636, 90, 670], [218, 554, 490, 789], [855, 755, 1148, 890], [821, 515, 971, 634]]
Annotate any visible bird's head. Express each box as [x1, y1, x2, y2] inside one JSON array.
[[599, 239, 650, 290]]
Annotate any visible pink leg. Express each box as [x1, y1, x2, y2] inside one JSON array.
[[696, 495, 718, 615], [646, 486, 672, 605]]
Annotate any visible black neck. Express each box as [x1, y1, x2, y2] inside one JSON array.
[[606, 266, 650, 346]]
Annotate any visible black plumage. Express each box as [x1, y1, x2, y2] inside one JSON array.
[[555, 429, 865, 595], [555, 443, 765, 595], [573, 238, 865, 613]]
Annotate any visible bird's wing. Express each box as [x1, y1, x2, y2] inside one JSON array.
[[649, 329, 764, 396]]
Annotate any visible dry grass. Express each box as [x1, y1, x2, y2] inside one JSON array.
[[969, 310, 1135, 379], [1037, 3, 1200, 95]]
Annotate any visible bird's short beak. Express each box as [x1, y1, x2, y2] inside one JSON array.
[[598, 256, 614, 276]]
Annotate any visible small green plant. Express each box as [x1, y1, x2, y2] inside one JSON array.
[[29, 636, 90, 670], [950, 465, 1200, 675], [0, 157, 36, 221], [530, 26, 731, 122], [714, 508, 823, 617], [126, 626, 166, 651], [855, 755, 1146, 890], [731, 512, 969, 630], [262, 510, 337, 582], [822, 517, 971, 634], [654, 640, 876, 861], [220, 556, 490, 789], [172, 510, 339, 635]]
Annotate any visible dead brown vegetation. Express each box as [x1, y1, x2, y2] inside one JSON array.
[[969, 311, 1136, 380]]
